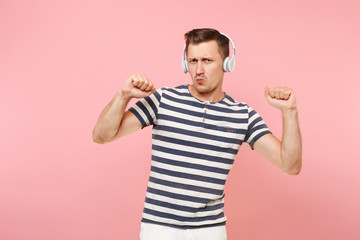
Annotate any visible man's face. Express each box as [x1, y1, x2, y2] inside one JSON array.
[[187, 40, 224, 97]]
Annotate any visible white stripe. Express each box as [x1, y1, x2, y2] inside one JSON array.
[[147, 181, 222, 201], [142, 213, 227, 226], [149, 171, 224, 191], [145, 192, 206, 208], [152, 139, 236, 163], [155, 119, 246, 143], [153, 129, 241, 151], [162, 96, 249, 119], [152, 149, 233, 171], [246, 128, 269, 144], [164, 90, 245, 111], [151, 156, 229, 181], [131, 104, 149, 125], [145, 192, 225, 209], [160, 107, 203, 123], [144, 202, 223, 218]]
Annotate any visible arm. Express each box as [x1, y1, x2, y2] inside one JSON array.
[[92, 73, 155, 144], [253, 87, 302, 175]]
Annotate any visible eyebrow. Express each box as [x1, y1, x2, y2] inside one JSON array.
[[188, 57, 213, 61]]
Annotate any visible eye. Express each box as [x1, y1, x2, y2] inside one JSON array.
[[202, 58, 213, 63], [188, 59, 198, 64]]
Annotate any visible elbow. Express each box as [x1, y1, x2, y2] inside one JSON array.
[[93, 136, 106, 144], [282, 157, 302, 175], [92, 135, 105, 144], [283, 163, 302, 175], [285, 168, 301, 175], [92, 129, 108, 144]]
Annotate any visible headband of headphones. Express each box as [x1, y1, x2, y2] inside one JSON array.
[[182, 32, 236, 73]]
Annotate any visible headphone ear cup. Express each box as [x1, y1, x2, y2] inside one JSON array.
[[223, 56, 235, 72], [227, 56, 235, 72], [223, 57, 230, 72], [182, 59, 188, 73]]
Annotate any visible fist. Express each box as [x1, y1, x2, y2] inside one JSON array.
[[120, 73, 156, 99], [264, 87, 297, 112]]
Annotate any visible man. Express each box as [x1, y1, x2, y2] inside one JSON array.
[[92, 28, 302, 240]]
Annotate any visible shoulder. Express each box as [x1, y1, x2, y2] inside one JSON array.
[[218, 93, 252, 113], [160, 85, 188, 94], [157, 85, 192, 100], [155, 84, 186, 93]]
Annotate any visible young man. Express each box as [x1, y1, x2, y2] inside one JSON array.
[[92, 28, 302, 240]]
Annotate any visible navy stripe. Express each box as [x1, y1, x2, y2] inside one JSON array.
[[152, 155, 230, 175], [166, 87, 190, 97], [173, 85, 189, 90], [128, 108, 147, 128], [144, 95, 158, 118], [163, 90, 246, 113], [249, 130, 272, 150], [202, 113, 248, 123], [153, 134, 238, 155], [161, 102, 204, 118], [247, 116, 263, 133], [145, 197, 224, 213], [143, 208, 225, 223], [249, 109, 256, 118], [147, 187, 212, 203], [245, 122, 268, 143], [158, 114, 247, 137], [168, 85, 245, 108], [149, 176, 224, 195], [223, 95, 236, 103], [163, 92, 205, 109], [154, 125, 244, 145], [135, 101, 154, 125], [151, 166, 226, 185], [207, 104, 248, 114], [152, 145, 234, 165], [161, 102, 248, 124], [153, 89, 162, 102], [248, 124, 269, 139], [158, 113, 201, 127]]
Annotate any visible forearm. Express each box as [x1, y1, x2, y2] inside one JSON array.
[[280, 109, 302, 174], [92, 90, 131, 143]]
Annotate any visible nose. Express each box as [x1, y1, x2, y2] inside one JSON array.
[[196, 61, 205, 75]]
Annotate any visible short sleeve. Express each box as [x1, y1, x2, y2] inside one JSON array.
[[244, 106, 272, 150], [128, 88, 164, 128]]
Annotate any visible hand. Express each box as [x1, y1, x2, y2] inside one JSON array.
[[264, 87, 297, 112], [120, 73, 156, 99]]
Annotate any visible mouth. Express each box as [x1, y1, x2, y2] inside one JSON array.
[[195, 77, 206, 84]]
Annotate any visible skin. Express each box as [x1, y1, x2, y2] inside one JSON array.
[[186, 40, 225, 102], [257, 87, 302, 175], [92, 73, 153, 144], [92, 40, 302, 175]]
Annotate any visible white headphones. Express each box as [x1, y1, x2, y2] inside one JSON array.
[[182, 32, 236, 73]]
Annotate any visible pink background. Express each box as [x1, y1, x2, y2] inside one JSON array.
[[1, 0, 359, 239]]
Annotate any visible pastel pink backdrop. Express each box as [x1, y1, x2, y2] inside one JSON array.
[[1, 0, 359, 239]]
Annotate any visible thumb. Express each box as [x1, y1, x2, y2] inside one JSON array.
[[150, 86, 156, 94], [264, 87, 272, 103]]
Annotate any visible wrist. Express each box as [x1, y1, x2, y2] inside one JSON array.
[[117, 89, 132, 102], [281, 108, 298, 118]]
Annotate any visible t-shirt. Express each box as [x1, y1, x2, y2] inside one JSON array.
[[129, 85, 271, 229]]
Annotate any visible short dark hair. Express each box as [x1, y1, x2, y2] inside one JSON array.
[[184, 28, 229, 60]]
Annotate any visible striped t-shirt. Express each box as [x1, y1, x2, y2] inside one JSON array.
[[129, 85, 271, 229]]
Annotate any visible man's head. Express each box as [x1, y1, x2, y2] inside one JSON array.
[[184, 28, 230, 60], [183, 28, 232, 102]]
